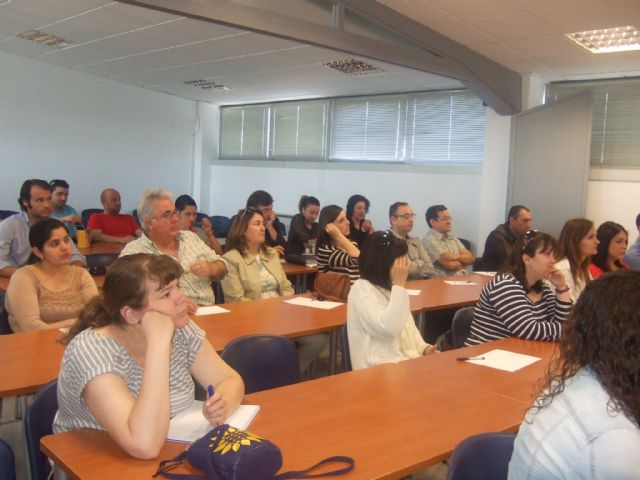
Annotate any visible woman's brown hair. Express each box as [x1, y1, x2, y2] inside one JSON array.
[[508, 231, 558, 293], [225, 208, 268, 256], [534, 269, 640, 425], [63, 253, 183, 344], [558, 218, 594, 286]]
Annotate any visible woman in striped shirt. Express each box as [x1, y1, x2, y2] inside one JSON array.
[[466, 231, 572, 345], [316, 205, 360, 284], [54, 254, 244, 459]]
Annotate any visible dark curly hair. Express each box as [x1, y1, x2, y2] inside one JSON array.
[[534, 269, 640, 425]]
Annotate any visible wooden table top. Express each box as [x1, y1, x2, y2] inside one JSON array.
[[407, 273, 491, 313], [281, 261, 318, 276], [0, 275, 492, 399], [78, 242, 124, 256], [42, 338, 554, 480]]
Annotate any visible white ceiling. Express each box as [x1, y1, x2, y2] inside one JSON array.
[[0, 0, 638, 106]]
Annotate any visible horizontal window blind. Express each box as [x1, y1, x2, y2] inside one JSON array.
[[546, 80, 640, 167], [272, 102, 325, 159], [220, 106, 268, 159]]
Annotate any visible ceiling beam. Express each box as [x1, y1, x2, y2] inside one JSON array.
[[117, 0, 521, 114]]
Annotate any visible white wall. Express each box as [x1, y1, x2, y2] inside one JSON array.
[[208, 107, 513, 253], [0, 51, 198, 214]]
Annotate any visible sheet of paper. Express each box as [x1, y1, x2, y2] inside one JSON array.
[[444, 280, 478, 286], [168, 402, 260, 443], [474, 271, 497, 277], [195, 305, 230, 315], [466, 349, 540, 372], [406, 289, 421, 296], [283, 296, 343, 310]]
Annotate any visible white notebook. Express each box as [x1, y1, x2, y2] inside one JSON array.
[[168, 401, 260, 443]]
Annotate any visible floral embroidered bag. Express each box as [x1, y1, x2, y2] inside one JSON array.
[[154, 424, 354, 480]]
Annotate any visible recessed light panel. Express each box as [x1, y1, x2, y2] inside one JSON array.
[[566, 26, 640, 53], [184, 80, 230, 91], [323, 59, 385, 76], [18, 30, 75, 49]]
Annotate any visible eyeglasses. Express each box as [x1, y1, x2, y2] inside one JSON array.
[[436, 216, 452, 222], [381, 230, 394, 250], [156, 209, 179, 220], [522, 229, 539, 251], [393, 213, 416, 220]]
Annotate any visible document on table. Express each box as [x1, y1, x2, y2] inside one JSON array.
[[444, 280, 478, 286], [195, 305, 230, 315], [406, 289, 421, 296], [474, 271, 497, 277], [168, 402, 260, 443], [283, 297, 343, 309], [466, 349, 540, 372]]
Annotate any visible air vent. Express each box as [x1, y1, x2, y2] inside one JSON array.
[[184, 79, 230, 91], [323, 59, 385, 76], [18, 30, 75, 49]]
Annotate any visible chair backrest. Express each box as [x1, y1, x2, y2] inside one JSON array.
[[211, 216, 231, 238], [276, 218, 287, 237], [451, 307, 475, 349], [132, 208, 140, 225], [458, 237, 472, 251], [0, 307, 13, 335], [446, 432, 516, 480], [222, 335, 300, 394], [0, 210, 18, 221], [81, 208, 102, 228], [86, 253, 119, 270], [0, 439, 16, 480], [341, 324, 352, 372], [25, 380, 58, 480]]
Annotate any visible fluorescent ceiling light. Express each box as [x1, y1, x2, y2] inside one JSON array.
[[18, 30, 75, 48], [566, 26, 640, 53]]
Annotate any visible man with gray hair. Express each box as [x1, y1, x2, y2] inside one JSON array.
[[120, 189, 227, 307]]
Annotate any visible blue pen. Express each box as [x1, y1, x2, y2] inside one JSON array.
[[207, 384, 214, 398]]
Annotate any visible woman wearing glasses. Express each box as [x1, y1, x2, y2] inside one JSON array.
[[347, 230, 437, 370], [316, 205, 360, 284], [221, 208, 326, 374], [555, 218, 599, 301], [465, 231, 572, 345]]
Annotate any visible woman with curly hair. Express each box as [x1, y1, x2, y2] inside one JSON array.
[[508, 269, 640, 479], [588, 221, 628, 279]]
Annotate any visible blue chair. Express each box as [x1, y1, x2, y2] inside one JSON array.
[[459, 237, 472, 251], [211, 215, 231, 238], [25, 380, 58, 480], [222, 335, 300, 394], [81, 208, 102, 228], [132, 208, 140, 225], [451, 307, 474, 348], [0, 210, 18, 220], [446, 432, 516, 480], [341, 324, 352, 372], [0, 439, 16, 480]]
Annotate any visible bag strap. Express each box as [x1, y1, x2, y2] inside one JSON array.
[[153, 451, 208, 480], [276, 456, 355, 479]]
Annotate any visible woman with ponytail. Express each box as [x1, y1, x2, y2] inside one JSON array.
[[55, 253, 244, 459]]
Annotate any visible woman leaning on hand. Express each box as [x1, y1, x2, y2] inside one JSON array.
[[316, 205, 360, 284], [54, 253, 244, 459], [466, 230, 572, 345], [347, 230, 437, 370]]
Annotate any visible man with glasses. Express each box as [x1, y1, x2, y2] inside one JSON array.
[[478, 205, 533, 272], [120, 189, 227, 307], [423, 204, 474, 277], [87, 188, 142, 244], [389, 202, 435, 279], [50, 179, 81, 238]]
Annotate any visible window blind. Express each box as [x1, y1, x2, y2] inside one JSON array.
[[220, 105, 268, 159], [272, 102, 325, 159]]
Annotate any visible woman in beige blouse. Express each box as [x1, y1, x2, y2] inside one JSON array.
[[221, 208, 326, 374], [6, 218, 98, 332]]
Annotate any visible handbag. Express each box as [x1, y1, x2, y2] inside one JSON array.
[[313, 272, 350, 302], [154, 424, 354, 480]]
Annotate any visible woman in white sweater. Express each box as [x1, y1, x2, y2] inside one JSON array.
[[347, 230, 437, 370]]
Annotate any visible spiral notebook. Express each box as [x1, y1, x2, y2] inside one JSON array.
[[168, 402, 260, 443]]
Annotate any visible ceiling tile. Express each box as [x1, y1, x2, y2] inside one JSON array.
[[464, 41, 527, 63], [0, 37, 56, 57], [426, 0, 529, 21], [430, 21, 496, 45], [378, 0, 457, 28], [507, 35, 590, 59], [533, 1, 629, 33], [603, 0, 640, 23], [471, 12, 559, 41], [522, 0, 601, 14]]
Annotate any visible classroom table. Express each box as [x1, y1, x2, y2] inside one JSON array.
[[78, 242, 124, 256], [0, 275, 491, 399], [281, 261, 317, 293], [41, 337, 557, 480]]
